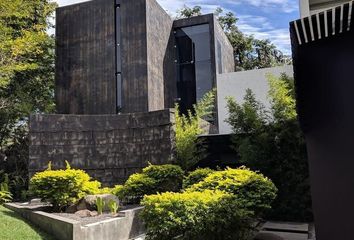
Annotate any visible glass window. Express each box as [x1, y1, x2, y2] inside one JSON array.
[[175, 24, 212, 112]]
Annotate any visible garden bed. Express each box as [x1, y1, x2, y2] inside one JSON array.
[[4, 202, 145, 240]]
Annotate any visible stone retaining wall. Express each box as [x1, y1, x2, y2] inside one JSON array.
[[29, 109, 175, 185]]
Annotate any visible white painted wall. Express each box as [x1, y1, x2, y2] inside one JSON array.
[[300, 0, 310, 17], [300, 0, 351, 17], [217, 65, 294, 134]]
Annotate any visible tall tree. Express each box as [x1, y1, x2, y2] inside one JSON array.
[[177, 6, 291, 70], [0, 0, 56, 198], [177, 5, 202, 18]]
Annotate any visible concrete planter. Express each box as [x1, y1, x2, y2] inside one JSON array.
[[5, 203, 145, 240]]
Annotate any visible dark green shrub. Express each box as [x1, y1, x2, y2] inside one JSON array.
[[120, 173, 157, 203], [142, 164, 184, 192], [112, 185, 124, 199], [186, 167, 277, 216], [226, 74, 312, 221], [29, 162, 101, 211], [182, 168, 214, 189], [118, 164, 184, 203], [141, 190, 254, 240]]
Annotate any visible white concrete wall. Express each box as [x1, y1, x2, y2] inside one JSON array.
[[300, 0, 310, 17], [217, 65, 294, 134], [300, 0, 351, 17]]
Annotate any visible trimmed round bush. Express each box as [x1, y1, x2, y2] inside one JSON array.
[[118, 164, 184, 203], [121, 173, 157, 203], [142, 164, 184, 192], [183, 168, 215, 189], [141, 190, 254, 240], [186, 167, 277, 216], [30, 165, 101, 211]]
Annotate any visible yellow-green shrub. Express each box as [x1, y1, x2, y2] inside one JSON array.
[[142, 164, 184, 192], [120, 173, 157, 203], [186, 167, 277, 216], [117, 164, 184, 203], [182, 168, 214, 189], [141, 190, 254, 240], [30, 163, 101, 210]]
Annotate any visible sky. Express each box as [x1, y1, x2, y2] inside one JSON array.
[[56, 0, 300, 54]]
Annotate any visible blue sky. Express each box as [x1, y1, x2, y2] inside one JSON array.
[[56, 0, 300, 54]]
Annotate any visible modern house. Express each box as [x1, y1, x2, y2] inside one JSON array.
[[29, 0, 292, 184], [55, 0, 234, 120]]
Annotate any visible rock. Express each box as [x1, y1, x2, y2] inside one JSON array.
[[29, 198, 42, 205], [65, 204, 78, 213], [254, 232, 284, 240], [83, 194, 120, 212], [75, 209, 98, 218]]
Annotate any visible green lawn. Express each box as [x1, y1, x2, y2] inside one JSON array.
[[0, 205, 54, 240]]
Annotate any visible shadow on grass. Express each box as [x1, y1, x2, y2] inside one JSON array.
[[1, 207, 56, 240]]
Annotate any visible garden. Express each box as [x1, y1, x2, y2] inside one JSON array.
[[0, 72, 312, 240]]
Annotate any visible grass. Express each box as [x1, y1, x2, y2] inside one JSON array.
[[0, 205, 54, 240]]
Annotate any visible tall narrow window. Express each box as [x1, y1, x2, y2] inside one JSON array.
[[175, 24, 212, 114], [115, 2, 122, 112]]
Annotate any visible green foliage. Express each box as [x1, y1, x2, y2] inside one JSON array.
[[112, 185, 124, 199], [0, 205, 55, 240], [96, 197, 104, 215], [186, 167, 277, 216], [226, 74, 312, 221], [108, 199, 119, 215], [142, 164, 184, 193], [0, 0, 57, 202], [141, 190, 254, 240], [121, 173, 157, 203], [268, 73, 297, 121], [175, 90, 216, 170], [120, 164, 184, 203], [29, 162, 101, 211], [226, 89, 268, 135], [182, 168, 214, 189], [177, 5, 202, 18], [0, 178, 12, 204], [177, 6, 290, 70]]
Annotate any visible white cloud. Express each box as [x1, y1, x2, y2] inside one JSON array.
[[225, 0, 298, 13], [237, 15, 291, 54]]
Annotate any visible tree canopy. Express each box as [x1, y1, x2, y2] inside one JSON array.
[[0, 0, 57, 199], [177, 6, 291, 70]]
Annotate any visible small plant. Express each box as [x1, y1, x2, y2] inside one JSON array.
[[108, 199, 119, 215], [175, 90, 216, 170], [0, 182, 12, 204], [96, 197, 104, 215]]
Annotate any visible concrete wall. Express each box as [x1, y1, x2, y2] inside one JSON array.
[[217, 65, 294, 134], [29, 109, 175, 185], [146, 0, 174, 111], [300, 0, 351, 17], [213, 16, 235, 74], [5, 203, 145, 240]]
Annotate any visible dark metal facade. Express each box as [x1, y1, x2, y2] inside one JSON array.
[[55, 0, 234, 116], [290, 2, 354, 239]]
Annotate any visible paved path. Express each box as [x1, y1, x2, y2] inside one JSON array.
[[133, 222, 316, 240], [258, 221, 316, 240]]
